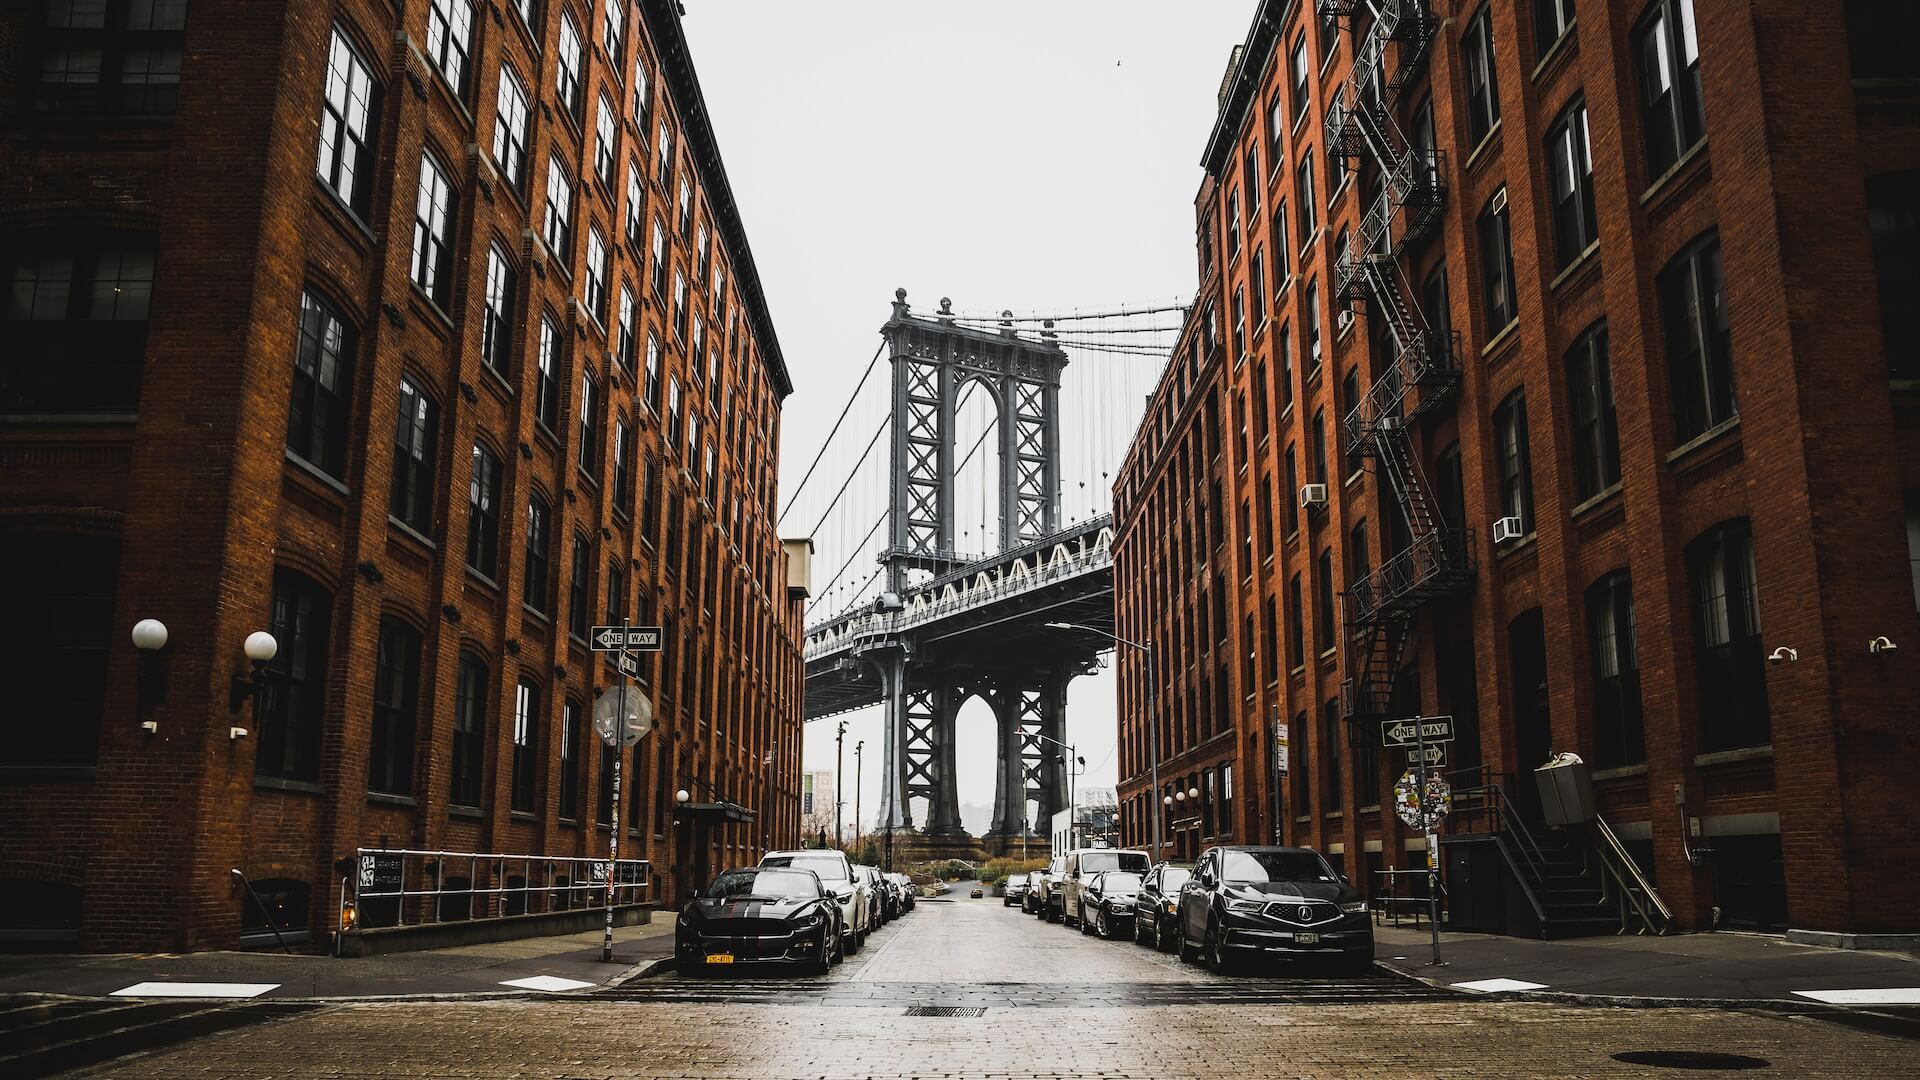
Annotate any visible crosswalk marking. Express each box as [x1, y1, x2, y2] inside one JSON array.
[[1792, 988, 1920, 1005], [110, 982, 280, 998], [1451, 978, 1548, 993], [501, 975, 598, 992]]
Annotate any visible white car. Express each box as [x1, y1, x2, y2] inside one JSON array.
[[1057, 848, 1152, 928], [761, 850, 872, 952]]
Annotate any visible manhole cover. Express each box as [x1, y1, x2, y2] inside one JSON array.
[[1611, 1051, 1770, 1071], [904, 1006, 986, 1017]]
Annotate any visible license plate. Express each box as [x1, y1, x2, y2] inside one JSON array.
[[705, 953, 735, 964], [1295, 932, 1320, 945]]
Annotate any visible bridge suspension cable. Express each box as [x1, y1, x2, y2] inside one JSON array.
[[775, 339, 885, 528]]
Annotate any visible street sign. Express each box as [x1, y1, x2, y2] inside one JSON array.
[[1395, 770, 1452, 830], [590, 625, 664, 652], [1273, 722, 1289, 775], [594, 686, 654, 748], [1382, 716, 1454, 748], [614, 651, 640, 679], [1405, 744, 1447, 765]]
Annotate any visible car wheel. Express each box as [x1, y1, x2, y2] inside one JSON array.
[[1046, 899, 1061, 924], [1080, 908, 1094, 935], [804, 930, 832, 976], [1205, 919, 1235, 975], [1134, 914, 1149, 946], [830, 925, 845, 965], [1177, 922, 1200, 964]]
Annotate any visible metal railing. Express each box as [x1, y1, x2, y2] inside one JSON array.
[[343, 848, 650, 932], [1591, 814, 1673, 935], [1370, 867, 1443, 929]]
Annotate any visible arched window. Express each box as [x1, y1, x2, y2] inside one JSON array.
[[1689, 520, 1769, 750], [369, 617, 421, 796], [258, 568, 332, 782], [1661, 231, 1734, 442], [451, 653, 488, 807], [288, 288, 355, 479]]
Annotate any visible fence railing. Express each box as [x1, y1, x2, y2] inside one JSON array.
[[343, 848, 650, 932]]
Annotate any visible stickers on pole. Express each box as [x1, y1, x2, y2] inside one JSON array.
[[1395, 770, 1451, 831], [594, 685, 654, 747]]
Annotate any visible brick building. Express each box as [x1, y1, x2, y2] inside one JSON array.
[[1112, 0, 1920, 937], [0, 0, 806, 952]]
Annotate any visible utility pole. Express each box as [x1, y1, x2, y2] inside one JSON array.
[[835, 720, 846, 850], [854, 740, 864, 847]]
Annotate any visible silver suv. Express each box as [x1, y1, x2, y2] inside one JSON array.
[[1055, 848, 1152, 927], [761, 850, 872, 952]]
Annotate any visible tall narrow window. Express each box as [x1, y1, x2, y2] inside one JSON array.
[[1310, 408, 1327, 487], [568, 534, 590, 640], [655, 120, 674, 188], [649, 220, 667, 295], [1866, 170, 1920, 378], [584, 228, 608, 322], [1322, 699, 1343, 807], [1661, 232, 1734, 442], [1278, 323, 1294, 411], [317, 27, 379, 215], [1848, 1, 1920, 79], [1288, 573, 1306, 670], [595, 91, 618, 188], [1588, 572, 1645, 767], [467, 443, 502, 578], [632, 54, 651, 120], [615, 286, 637, 374], [1314, 549, 1335, 655], [1547, 99, 1598, 269], [369, 617, 420, 795], [1635, 0, 1705, 179], [524, 494, 551, 613], [411, 153, 455, 306], [559, 700, 582, 820], [625, 161, 645, 248], [1291, 710, 1311, 815], [1478, 190, 1516, 334], [1231, 286, 1246, 361], [426, 0, 473, 95], [1463, 5, 1501, 145], [493, 65, 530, 191], [1297, 151, 1317, 242], [535, 316, 560, 430], [257, 568, 332, 782], [288, 289, 354, 480], [1494, 389, 1533, 533], [1690, 520, 1769, 751], [1283, 445, 1299, 535], [390, 377, 438, 533], [1290, 32, 1310, 122], [1250, 250, 1266, 324], [1306, 280, 1323, 370], [1535, 0, 1576, 57], [33, 0, 187, 115], [1566, 322, 1620, 499], [602, 0, 624, 61], [672, 269, 688, 339], [644, 331, 662, 409], [613, 414, 633, 515], [556, 11, 583, 119], [578, 372, 599, 477], [1340, 368, 1363, 477], [482, 245, 515, 375], [511, 680, 539, 813], [1227, 189, 1242, 262], [543, 156, 573, 256], [451, 654, 487, 807]]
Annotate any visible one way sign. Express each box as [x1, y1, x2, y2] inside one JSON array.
[[591, 625, 664, 652], [1381, 716, 1453, 747]]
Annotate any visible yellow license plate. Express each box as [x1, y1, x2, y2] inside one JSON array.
[[1296, 932, 1320, 945], [705, 953, 735, 964]]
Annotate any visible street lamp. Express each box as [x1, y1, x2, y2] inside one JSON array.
[[227, 630, 278, 739], [131, 619, 169, 731], [1029, 729, 1080, 848], [1046, 622, 1163, 862]]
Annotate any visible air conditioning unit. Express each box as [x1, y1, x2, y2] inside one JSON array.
[[1493, 516, 1524, 544], [1299, 483, 1329, 509]]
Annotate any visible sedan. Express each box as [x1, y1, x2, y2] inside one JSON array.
[[674, 866, 842, 976], [1177, 845, 1373, 975], [1133, 862, 1192, 952], [1002, 875, 1028, 908], [1021, 870, 1048, 915], [1078, 870, 1144, 939]]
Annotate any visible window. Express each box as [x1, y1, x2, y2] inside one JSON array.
[[656, 120, 674, 188], [510, 0, 538, 30], [1635, 0, 1705, 178], [584, 228, 608, 322], [0, 532, 119, 766], [317, 27, 379, 214], [644, 330, 663, 409], [1494, 389, 1533, 533], [426, 0, 473, 95], [467, 443, 502, 578], [1536, 0, 1576, 57], [1297, 151, 1317, 242], [673, 269, 688, 339], [390, 377, 437, 532], [451, 654, 487, 807], [1291, 710, 1311, 815], [1306, 280, 1323, 370], [667, 375, 682, 445], [578, 372, 599, 476], [1290, 32, 1310, 123], [1322, 699, 1342, 806], [1348, 519, 1371, 598], [595, 92, 618, 188], [696, 223, 712, 278], [613, 414, 633, 515], [1268, 93, 1287, 160], [493, 66, 530, 191], [482, 245, 515, 375], [605, 562, 626, 627], [524, 494, 551, 612], [411, 152, 456, 306], [1245, 147, 1260, 214], [1284, 445, 1299, 535], [1690, 520, 1769, 751], [1867, 171, 1920, 378], [3, 231, 155, 413], [288, 289, 354, 479], [625, 161, 645, 247], [369, 618, 421, 795], [1288, 573, 1306, 670], [1328, 146, 1347, 202], [691, 313, 706, 369], [633, 53, 651, 119], [1277, 323, 1295, 412], [535, 316, 560, 430], [1231, 286, 1246, 361], [568, 534, 590, 640], [611, 287, 637, 375], [1227, 189, 1242, 262], [649, 220, 667, 295], [1908, 494, 1920, 612], [1849, 1, 1920, 79], [1272, 200, 1291, 285], [1478, 190, 1516, 334], [1660, 231, 1734, 442], [1340, 368, 1362, 477], [1463, 5, 1501, 145], [1547, 99, 1597, 269], [1566, 323, 1620, 499], [32, 0, 187, 115], [560, 700, 583, 820], [1588, 572, 1645, 767], [512, 680, 539, 814], [257, 568, 331, 782], [677, 176, 692, 237], [1249, 251, 1266, 328], [602, 0, 625, 61], [1319, 7, 1340, 64], [1422, 262, 1452, 354], [1314, 549, 1335, 654], [543, 156, 574, 256], [556, 12, 583, 119]]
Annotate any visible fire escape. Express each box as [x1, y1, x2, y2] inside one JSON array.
[[1321, 0, 1473, 723]]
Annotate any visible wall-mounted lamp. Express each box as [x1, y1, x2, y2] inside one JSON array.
[[1162, 794, 1173, 807], [1869, 636, 1899, 654], [228, 631, 279, 740], [132, 619, 169, 732], [1767, 646, 1798, 664], [1174, 790, 1186, 802], [675, 789, 691, 804], [1187, 786, 1200, 800]]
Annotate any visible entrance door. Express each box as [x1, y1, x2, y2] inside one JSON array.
[[1507, 610, 1552, 817]]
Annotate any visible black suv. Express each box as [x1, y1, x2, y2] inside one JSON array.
[[1176, 845, 1372, 974], [1133, 862, 1191, 952]]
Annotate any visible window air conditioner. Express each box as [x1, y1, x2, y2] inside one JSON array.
[[1299, 483, 1329, 509], [1493, 516, 1524, 544]]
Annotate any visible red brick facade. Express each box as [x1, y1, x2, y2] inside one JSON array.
[[1113, 0, 1920, 934], [0, 0, 805, 951]]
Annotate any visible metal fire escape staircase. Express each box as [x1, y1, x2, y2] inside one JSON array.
[[1321, 0, 1473, 723]]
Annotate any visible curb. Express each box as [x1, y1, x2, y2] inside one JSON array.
[[1378, 961, 1837, 1013]]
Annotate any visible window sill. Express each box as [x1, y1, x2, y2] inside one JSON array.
[[1323, 811, 1344, 821], [1343, 468, 1364, 490], [1358, 804, 1381, 815], [368, 791, 417, 807], [1294, 815, 1312, 824], [510, 810, 538, 823], [1640, 139, 1710, 211], [1666, 415, 1742, 466], [1591, 763, 1648, 781], [388, 515, 437, 551], [1464, 120, 1503, 173], [1548, 240, 1601, 293], [1530, 21, 1579, 84], [1480, 320, 1520, 360], [480, 362, 518, 403], [522, 603, 551, 624], [1694, 745, 1773, 768], [1494, 530, 1538, 560], [311, 178, 377, 248], [408, 284, 456, 334], [449, 805, 486, 820], [1569, 483, 1622, 522], [465, 566, 501, 594], [284, 448, 351, 497], [255, 776, 326, 796]]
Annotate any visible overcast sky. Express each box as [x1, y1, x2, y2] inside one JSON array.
[[682, 1, 1250, 835]]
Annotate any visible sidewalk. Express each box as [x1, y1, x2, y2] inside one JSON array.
[[1374, 924, 1920, 1006], [0, 922, 675, 1001]]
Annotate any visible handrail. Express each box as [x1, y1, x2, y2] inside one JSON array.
[[231, 869, 294, 954], [1488, 833, 1550, 929], [1592, 814, 1672, 932]]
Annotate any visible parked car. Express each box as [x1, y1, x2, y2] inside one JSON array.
[[674, 866, 841, 975], [1054, 848, 1151, 927], [1002, 874, 1029, 908], [1034, 856, 1066, 921], [1078, 870, 1145, 939], [1021, 870, 1048, 915], [1176, 845, 1373, 975], [855, 865, 892, 924], [1133, 862, 1193, 952], [888, 872, 916, 912], [761, 849, 872, 953]]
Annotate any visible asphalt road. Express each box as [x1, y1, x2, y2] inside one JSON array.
[[41, 888, 1920, 1079]]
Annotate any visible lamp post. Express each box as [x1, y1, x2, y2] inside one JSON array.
[[834, 719, 846, 851], [853, 740, 864, 847], [131, 619, 169, 732], [1046, 622, 1161, 861], [1028, 729, 1079, 848]]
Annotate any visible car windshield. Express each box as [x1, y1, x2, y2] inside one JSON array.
[[1078, 852, 1149, 875], [704, 869, 820, 899], [1219, 850, 1338, 883], [1158, 868, 1192, 891], [1098, 872, 1143, 892], [762, 854, 849, 883]]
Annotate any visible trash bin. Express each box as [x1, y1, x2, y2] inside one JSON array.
[[1533, 751, 1596, 827]]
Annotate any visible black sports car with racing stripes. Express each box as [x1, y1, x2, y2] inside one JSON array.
[[674, 866, 844, 976]]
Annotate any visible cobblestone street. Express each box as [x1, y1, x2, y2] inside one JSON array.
[[56, 896, 1920, 1078]]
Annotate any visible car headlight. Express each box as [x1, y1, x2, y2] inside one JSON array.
[[1225, 899, 1266, 914], [1340, 901, 1367, 913], [792, 913, 825, 929]]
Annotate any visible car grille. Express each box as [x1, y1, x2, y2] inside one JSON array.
[[698, 918, 796, 938], [1264, 900, 1340, 925]]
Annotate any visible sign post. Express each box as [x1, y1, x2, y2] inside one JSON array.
[[591, 618, 657, 962], [1387, 715, 1451, 968]]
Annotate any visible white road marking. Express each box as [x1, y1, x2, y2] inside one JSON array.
[[1451, 978, 1548, 993], [1792, 988, 1920, 1005], [501, 975, 597, 992], [111, 982, 279, 998]]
